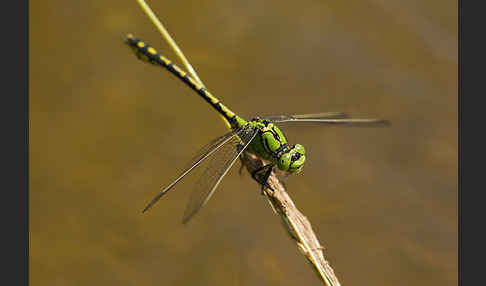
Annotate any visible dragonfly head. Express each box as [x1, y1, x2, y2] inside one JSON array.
[[277, 144, 306, 174]]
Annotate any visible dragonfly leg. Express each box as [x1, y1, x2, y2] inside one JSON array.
[[251, 164, 275, 195]]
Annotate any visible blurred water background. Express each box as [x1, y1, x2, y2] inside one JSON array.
[[30, 0, 457, 285]]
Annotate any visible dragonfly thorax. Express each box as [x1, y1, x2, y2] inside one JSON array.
[[246, 119, 306, 173]]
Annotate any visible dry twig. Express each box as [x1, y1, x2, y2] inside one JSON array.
[[240, 151, 342, 286]]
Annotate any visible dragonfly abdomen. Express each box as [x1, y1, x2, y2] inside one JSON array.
[[125, 34, 238, 125]]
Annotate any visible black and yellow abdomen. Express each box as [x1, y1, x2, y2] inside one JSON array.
[[125, 34, 240, 127]]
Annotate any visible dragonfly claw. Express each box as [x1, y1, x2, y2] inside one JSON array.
[[251, 164, 275, 195]]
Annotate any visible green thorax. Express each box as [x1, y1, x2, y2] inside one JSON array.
[[231, 116, 290, 162]]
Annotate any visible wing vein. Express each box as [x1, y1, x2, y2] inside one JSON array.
[[142, 128, 242, 213], [182, 127, 258, 223]]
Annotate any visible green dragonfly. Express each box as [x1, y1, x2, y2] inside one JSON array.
[[125, 34, 390, 224]]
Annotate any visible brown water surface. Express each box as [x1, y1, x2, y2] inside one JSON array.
[[31, 1, 457, 285]]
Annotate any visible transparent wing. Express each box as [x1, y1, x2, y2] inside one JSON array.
[[182, 126, 259, 224], [184, 130, 239, 169], [263, 112, 350, 122], [264, 113, 390, 127], [142, 128, 245, 213]]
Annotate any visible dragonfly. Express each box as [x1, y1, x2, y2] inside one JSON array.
[[125, 34, 390, 224]]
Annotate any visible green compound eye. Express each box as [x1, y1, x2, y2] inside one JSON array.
[[293, 144, 305, 156], [278, 153, 291, 171], [290, 154, 305, 174], [287, 144, 306, 173]]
